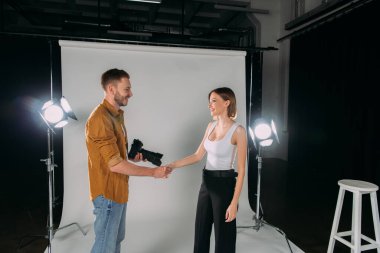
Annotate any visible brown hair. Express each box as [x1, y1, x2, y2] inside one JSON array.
[[208, 87, 237, 119], [101, 68, 130, 90]]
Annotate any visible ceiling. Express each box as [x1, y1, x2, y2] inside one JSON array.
[[1, 0, 269, 48]]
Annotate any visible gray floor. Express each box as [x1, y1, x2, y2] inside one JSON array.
[[46, 221, 304, 253]]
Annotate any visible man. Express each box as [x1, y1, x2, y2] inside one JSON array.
[[85, 68, 171, 253]]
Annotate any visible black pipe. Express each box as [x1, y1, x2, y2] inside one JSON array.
[[1, 0, 4, 32], [0, 31, 277, 53], [278, 0, 373, 42], [97, 0, 101, 37], [285, 0, 353, 30], [181, 0, 185, 37]]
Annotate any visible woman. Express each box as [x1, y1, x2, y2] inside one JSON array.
[[167, 87, 247, 253]]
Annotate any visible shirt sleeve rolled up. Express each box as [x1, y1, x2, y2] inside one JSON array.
[[86, 112, 123, 169]]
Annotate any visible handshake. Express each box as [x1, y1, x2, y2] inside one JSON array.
[[128, 139, 172, 179], [152, 165, 172, 179]]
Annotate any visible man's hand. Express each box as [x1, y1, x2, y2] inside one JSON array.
[[153, 166, 172, 179], [131, 152, 145, 162]]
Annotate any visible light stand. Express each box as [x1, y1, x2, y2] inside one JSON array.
[[238, 118, 294, 253], [38, 97, 86, 252], [43, 127, 55, 253], [253, 145, 264, 230], [18, 41, 85, 252]]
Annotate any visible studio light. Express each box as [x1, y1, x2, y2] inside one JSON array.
[[249, 118, 279, 149], [242, 118, 293, 252], [37, 95, 85, 252], [17, 41, 85, 253], [246, 118, 280, 229], [36, 95, 78, 253], [40, 96, 77, 129]]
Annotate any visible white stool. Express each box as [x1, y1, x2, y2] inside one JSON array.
[[327, 179, 380, 253]]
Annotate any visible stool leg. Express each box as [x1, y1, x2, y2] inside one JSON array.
[[328, 188, 345, 253], [352, 192, 362, 253], [370, 192, 380, 253]]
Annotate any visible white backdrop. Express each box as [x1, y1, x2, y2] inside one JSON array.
[[58, 40, 249, 252]]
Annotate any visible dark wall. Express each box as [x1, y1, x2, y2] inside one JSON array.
[[287, 0, 380, 252]]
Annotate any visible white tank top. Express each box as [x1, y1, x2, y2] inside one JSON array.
[[204, 121, 239, 171]]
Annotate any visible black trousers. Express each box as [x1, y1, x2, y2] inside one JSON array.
[[193, 169, 237, 253]]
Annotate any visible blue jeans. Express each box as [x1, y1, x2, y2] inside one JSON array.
[[91, 195, 127, 253]]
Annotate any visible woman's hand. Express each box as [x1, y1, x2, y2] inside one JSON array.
[[225, 202, 238, 222]]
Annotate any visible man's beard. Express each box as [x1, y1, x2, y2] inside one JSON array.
[[114, 91, 129, 107]]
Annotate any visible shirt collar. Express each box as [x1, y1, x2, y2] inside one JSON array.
[[101, 99, 124, 118]]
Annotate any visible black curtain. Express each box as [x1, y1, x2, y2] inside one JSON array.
[[0, 35, 63, 245], [287, 0, 380, 251], [245, 51, 263, 213]]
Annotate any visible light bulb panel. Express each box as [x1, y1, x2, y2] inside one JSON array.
[[42, 102, 65, 124], [250, 118, 280, 148], [254, 123, 272, 140], [40, 96, 77, 128]]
